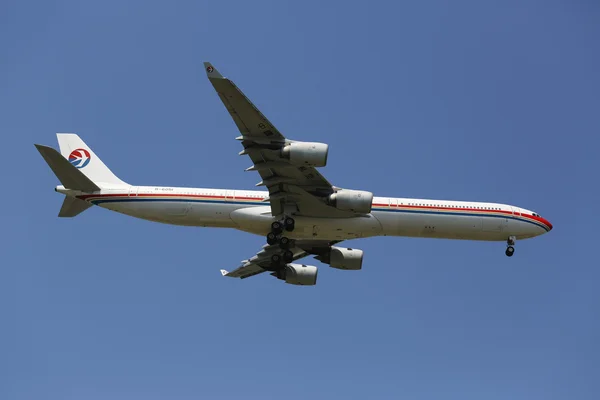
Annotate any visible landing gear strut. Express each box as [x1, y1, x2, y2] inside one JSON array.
[[283, 250, 294, 263], [275, 268, 287, 280], [505, 236, 516, 257]]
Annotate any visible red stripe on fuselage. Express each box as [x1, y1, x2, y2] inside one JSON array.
[[371, 202, 550, 230], [78, 193, 264, 201]]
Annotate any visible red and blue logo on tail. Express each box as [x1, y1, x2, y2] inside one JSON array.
[[69, 148, 91, 168]]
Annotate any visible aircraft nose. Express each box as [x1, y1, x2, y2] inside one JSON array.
[[542, 217, 553, 232]]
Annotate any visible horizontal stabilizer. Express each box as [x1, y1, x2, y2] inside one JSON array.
[[59, 196, 92, 217], [35, 144, 100, 192]]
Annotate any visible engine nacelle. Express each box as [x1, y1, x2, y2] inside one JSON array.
[[328, 189, 373, 214], [281, 142, 329, 167], [284, 264, 318, 286], [329, 247, 364, 270]]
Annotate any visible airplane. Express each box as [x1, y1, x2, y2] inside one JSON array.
[[35, 62, 552, 286]]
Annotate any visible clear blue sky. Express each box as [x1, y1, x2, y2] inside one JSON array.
[[2, 1, 598, 399]]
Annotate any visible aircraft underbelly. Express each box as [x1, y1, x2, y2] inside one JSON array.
[[229, 206, 383, 240], [100, 201, 237, 227], [374, 211, 511, 241], [99, 201, 529, 242], [299, 214, 383, 240]]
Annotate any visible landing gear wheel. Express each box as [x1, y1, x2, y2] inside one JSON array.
[[505, 246, 515, 257], [284, 217, 295, 232], [271, 221, 283, 234], [266, 232, 278, 245], [283, 250, 294, 263], [279, 236, 291, 249], [271, 253, 282, 264]]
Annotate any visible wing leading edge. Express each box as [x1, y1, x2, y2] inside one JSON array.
[[204, 62, 348, 218]]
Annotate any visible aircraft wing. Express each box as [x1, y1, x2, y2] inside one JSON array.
[[204, 62, 352, 218], [221, 240, 341, 280]]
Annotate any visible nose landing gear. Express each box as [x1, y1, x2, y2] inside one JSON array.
[[505, 236, 516, 257]]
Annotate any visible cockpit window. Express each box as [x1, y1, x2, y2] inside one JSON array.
[[532, 212, 541, 217]]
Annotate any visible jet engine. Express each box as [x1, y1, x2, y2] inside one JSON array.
[[281, 264, 318, 286], [328, 189, 373, 214], [281, 142, 329, 167], [329, 247, 364, 270]]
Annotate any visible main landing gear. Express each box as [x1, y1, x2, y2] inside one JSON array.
[[266, 217, 296, 268], [505, 236, 516, 257], [271, 250, 294, 265], [266, 218, 295, 245]]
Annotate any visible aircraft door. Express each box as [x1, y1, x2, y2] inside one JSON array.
[[128, 186, 139, 197], [503, 207, 521, 233]]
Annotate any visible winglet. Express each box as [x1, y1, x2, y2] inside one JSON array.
[[220, 269, 229, 276], [203, 62, 224, 79]]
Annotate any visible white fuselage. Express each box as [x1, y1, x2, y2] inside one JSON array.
[[75, 186, 552, 242]]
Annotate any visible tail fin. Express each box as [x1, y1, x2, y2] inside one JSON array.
[[56, 133, 127, 187], [58, 196, 93, 217], [35, 144, 101, 192]]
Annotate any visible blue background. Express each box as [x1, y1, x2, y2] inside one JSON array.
[[2, 1, 598, 399]]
